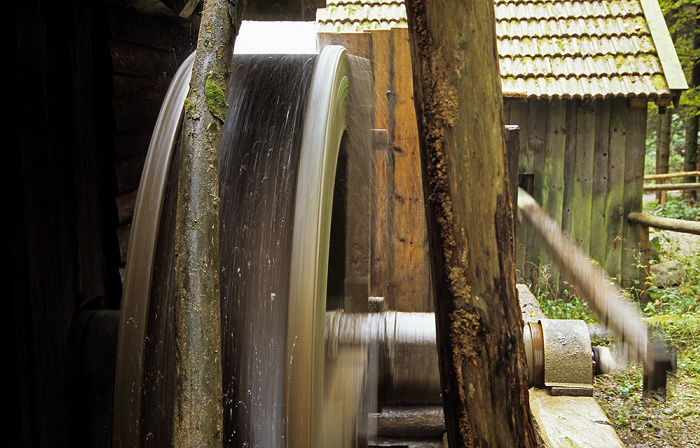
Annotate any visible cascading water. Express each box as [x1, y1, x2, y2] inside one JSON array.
[[114, 45, 374, 448]]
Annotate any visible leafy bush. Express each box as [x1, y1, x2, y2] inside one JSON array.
[[643, 197, 700, 222]]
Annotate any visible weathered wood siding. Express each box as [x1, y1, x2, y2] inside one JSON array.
[[506, 98, 647, 288], [319, 29, 432, 312], [320, 29, 649, 306]]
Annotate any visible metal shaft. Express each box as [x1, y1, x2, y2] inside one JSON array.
[[517, 188, 668, 390]]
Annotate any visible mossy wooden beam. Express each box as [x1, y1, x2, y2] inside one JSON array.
[[173, 1, 246, 446], [404, 0, 536, 446], [628, 212, 700, 235]]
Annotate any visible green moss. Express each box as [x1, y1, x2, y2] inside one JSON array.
[[615, 55, 626, 70], [205, 74, 228, 122], [651, 74, 668, 91], [184, 98, 196, 118]]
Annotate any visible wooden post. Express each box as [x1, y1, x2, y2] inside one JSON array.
[[173, 1, 246, 446], [404, 1, 536, 446]]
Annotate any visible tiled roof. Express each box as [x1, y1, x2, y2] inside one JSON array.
[[316, 0, 687, 102]]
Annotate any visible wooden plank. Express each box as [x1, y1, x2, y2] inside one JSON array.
[[508, 100, 532, 281], [645, 170, 700, 180], [622, 103, 648, 288], [370, 30, 394, 302], [540, 99, 567, 288], [589, 99, 612, 265], [571, 101, 595, 252], [561, 100, 578, 237], [604, 98, 627, 282], [371, 130, 394, 300], [528, 100, 548, 286], [390, 27, 430, 312]]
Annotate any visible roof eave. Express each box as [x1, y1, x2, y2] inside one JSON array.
[[639, 0, 689, 92]]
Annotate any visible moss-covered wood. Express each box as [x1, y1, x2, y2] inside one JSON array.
[[404, 0, 537, 446], [505, 98, 647, 289], [172, 1, 246, 446]]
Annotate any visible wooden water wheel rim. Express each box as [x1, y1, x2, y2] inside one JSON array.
[[113, 46, 362, 447]]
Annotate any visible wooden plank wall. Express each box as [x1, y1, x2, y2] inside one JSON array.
[[506, 98, 647, 289], [319, 29, 432, 312]]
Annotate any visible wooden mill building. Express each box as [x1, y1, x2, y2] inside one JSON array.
[[12, 0, 686, 445], [316, 0, 687, 296]]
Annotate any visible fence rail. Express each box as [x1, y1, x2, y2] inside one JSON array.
[[643, 182, 700, 192], [628, 212, 700, 236], [644, 170, 700, 181], [643, 171, 699, 204]]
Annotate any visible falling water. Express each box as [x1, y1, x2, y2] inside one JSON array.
[[116, 29, 440, 446]]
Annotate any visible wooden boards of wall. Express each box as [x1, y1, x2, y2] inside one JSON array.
[[319, 29, 649, 303], [319, 29, 431, 312], [506, 98, 647, 289]]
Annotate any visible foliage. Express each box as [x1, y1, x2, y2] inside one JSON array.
[[646, 0, 699, 182], [594, 225, 700, 447], [658, 0, 700, 118], [537, 290, 599, 323], [525, 263, 600, 323], [645, 111, 689, 175], [639, 224, 700, 316], [643, 196, 700, 221], [525, 220, 700, 444]]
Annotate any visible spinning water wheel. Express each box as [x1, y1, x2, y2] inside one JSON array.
[[113, 46, 374, 447]]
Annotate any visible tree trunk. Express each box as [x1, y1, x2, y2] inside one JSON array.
[[656, 111, 671, 203], [173, 1, 246, 446], [683, 13, 699, 202], [685, 115, 699, 202], [404, 1, 536, 446]]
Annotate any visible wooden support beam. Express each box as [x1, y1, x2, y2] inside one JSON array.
[[644, 170, 700, 180], [628, 212, 700, 235], [404, 1, 536, 446], [643, 182, 700, 191]]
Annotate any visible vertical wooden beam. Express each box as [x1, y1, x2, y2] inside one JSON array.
[[344, 53, 374, 312], [589, 99, 612, 265], [508, 100, 532, 281], [528, 100, 547, 285], [371, 30, 395, 301], [571, 101, 595, 252], [543, 99, 566, 224], [561, 100, 578, 239], [371, 129, 394, 299], [604, 98, 627, 282], [622, 102, 648, 288], [540, 99, 566, 288], [391, 27, 431, 312], [505, 125, 520, 226], [404, 0, 536, 446]]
